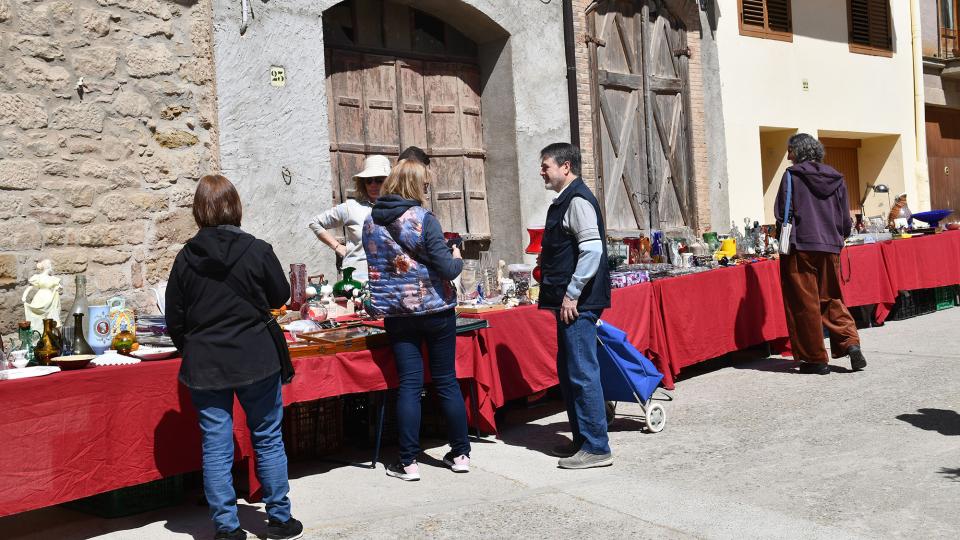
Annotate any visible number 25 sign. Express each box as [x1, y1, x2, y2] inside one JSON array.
[[270, 66, 286, 87]]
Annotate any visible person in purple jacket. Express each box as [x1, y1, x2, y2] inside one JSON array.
[[775, 134, 867, 375]]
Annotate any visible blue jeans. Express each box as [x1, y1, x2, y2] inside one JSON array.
[[189, 374, 291, 533], [384, 309, 471, 465], [556, 309, 610, 454]]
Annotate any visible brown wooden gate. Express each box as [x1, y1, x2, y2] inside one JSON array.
[[325, 51, 490, 238], [588, 0, 696, 233], [926, 106, 960, 212]]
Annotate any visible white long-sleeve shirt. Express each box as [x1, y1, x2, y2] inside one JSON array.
[[307, 199, 373, 281]]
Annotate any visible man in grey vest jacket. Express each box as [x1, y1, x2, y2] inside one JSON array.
[[538, 143, 613, 469]]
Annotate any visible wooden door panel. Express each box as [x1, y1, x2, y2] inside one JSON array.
[[362, 55, 400, 155], [463, 157, 489, 236], [329, 54, 366, 153], [425, 62, 462, 155], [398, 60, 428, 151], [823, 146, 860, 212], [458, 65, 484, 155], [431, 156, 467, 232]]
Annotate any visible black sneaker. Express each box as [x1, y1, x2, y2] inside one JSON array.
[[551, 440, 580, 458], [848, 346, 867, 371], [798, 362, 830, 375], [214, 528, 247, 540], [385, 460, 421, 481], [267, 517, 304, 540]]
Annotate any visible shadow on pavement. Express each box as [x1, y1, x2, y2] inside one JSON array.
[[938, 467, 960, 481], [896, 409, 960, 436]]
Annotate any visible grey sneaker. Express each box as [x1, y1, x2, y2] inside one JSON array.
[[848, 346, 867, 371], [557, 449, 613, 469]]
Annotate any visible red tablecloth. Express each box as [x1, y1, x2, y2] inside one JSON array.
[[463, 282, 666, 408], [838, 242, 898, 323], [0, 333, 484, 518], [879, 232, 960, 293]]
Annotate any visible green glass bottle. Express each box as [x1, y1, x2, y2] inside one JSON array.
[[71, 313, 95, 355], [333, 267, 363, 299]]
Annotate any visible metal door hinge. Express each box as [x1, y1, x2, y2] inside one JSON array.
[[674, 47, 691, 58], [585, 33, 607, 47]]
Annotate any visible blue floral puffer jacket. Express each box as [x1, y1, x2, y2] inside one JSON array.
[[362, 196, 460, 317]]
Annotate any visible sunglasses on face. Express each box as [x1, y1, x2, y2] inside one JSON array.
[[364, 177, 385, 185]]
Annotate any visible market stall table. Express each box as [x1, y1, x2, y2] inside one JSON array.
[[0, 333, 484, 518]]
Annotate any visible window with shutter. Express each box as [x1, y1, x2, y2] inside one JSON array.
[[738, 0, 793, 42], [847, 0, 893, 57]]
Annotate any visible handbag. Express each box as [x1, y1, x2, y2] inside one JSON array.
[[222, 273, 295, 385], [779, 170, 794, 255]]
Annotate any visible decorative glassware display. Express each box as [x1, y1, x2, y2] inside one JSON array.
[[110, 321, 136, 355], [333, 267, 363, 299], [34, 318, 62, 366], [288, 263, 307, 311], [71, 312, 95, 355], [478, 251, 499, 297], [460, 260, 480, 302], [63, 274, 89, 342], [17, 320, 40, 366]]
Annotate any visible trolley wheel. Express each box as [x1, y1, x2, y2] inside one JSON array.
[[644, 403, 666, 433], [605, 401, 617, 423]]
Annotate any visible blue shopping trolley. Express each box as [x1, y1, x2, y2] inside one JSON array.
[[596, 320, 668, 433]]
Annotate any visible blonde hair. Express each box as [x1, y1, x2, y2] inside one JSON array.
[[381, 159, 427, 204]]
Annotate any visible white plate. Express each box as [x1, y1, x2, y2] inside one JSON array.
[[128, 346, 178, 361], [0, 366, 61, 380]]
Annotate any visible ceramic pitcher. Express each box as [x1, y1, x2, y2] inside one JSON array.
[[87, 304, 112, 355]]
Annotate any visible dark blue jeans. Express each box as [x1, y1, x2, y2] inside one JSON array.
[[189, 374, 291, 533], [556, 309, 610, 454], [384, 309, 471, 465]]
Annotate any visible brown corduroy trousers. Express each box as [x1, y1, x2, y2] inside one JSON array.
[[779, 251, 860, 364]]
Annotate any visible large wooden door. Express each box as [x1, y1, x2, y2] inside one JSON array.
[[822, 141, 861, 212], [588, 0, 695, 233], [325, 52, 490, 238], [926, 106, 960, 211]]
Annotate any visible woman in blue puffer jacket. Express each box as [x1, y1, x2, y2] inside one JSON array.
[[362, 158, 470, 481]]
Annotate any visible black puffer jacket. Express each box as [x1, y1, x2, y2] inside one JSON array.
[[165, 225, 290, 390]]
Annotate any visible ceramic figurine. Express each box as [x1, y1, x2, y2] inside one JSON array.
[[22, 259, 62, 333]]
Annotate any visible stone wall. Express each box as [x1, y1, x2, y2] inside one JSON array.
[[0, 0, 219, 335]]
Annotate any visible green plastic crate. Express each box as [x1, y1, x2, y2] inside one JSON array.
[[935, 285, 959, 311], [63, 475, 184, 518]]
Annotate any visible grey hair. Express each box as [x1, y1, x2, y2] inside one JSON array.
[[788, 133, 824, 163]]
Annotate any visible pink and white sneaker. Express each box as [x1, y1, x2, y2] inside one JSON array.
[[386, 460, 420, 481], [443, 452, 470, 473]]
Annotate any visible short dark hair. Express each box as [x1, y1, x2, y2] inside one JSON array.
[[788, 133, 825, 164], [398, 146, 430, 166], [540, 142, 581, 176], [193, 174, 242, 228]]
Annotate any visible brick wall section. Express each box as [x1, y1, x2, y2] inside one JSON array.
[[572, 0, 596, 190], [569, 1, 711, 232], [0, 0, 219, 336], [686, 30, 711, 232]]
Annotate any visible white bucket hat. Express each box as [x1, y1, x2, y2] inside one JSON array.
[[353, 155, 391, 180]]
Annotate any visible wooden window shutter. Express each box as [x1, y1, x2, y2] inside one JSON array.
[[739, 0, 792, 41], [848, 0, 893, 56]]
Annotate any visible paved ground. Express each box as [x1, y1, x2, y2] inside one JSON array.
[[3, 308, 959, 540]]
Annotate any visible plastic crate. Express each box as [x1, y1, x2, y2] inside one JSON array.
[[935, 285, 959, 311], [890, 289, 937, 321], [63, 475, 184, 518], [282, 397, 343, 461], [343, 390, 397, 448]]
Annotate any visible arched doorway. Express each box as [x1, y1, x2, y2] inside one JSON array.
[[323, 0, 490, 239]]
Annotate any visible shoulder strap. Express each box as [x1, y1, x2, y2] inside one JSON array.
[[783, 171, 794, 224]]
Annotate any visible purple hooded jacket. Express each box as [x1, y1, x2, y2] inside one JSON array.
[[774, 161, 852, 254]]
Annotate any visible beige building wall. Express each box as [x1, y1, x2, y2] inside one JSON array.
[[715, 0, 923, 225]]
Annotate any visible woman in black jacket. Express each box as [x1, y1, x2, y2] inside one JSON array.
[[165, 175, 302, 540]]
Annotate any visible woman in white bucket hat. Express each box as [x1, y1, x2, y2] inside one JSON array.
[[308, 154, 391, 281]]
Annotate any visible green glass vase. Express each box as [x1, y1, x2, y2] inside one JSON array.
[[333, 267, 363, 299]]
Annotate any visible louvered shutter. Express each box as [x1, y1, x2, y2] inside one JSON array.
[[849, 0, 892, 51], [739, 0, 792, 39]]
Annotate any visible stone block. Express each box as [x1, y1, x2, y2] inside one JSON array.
[[18, 5, 52, 36], [144, 249, 178, 283], [29, 207, 72, 224], [154, 209, 195, 247], [79, 159, 112, 179], [67, 136, 100, 155], [79, 8, 111, 37], [133, 18, 173, 38], [113, 91, 152, 118], [0, 220, 42, 250], [0, 254, 17, 286], [26, 138, 59, 158], [90, 264, 131, 292], [71, 47, 119, 79], [50, 105, 106, 132], [41, 159, 78, 178], [13, 35, 64, 61], [73, 209, 97, 224], [102, 137, 134, 161], [62, 183, 97, 207], [159, 104, 189, 120], [92, 248, 132, 265], [0, 93, 47, 129], [125, 44, 177, 78], [29, 192, 59, 208], [154, 129, 198, 148], [0, 160, 39, 190], [45, 249, 88, 274], [98, 0, 172, 21], [0, 0, 11, 23], [49, 1, 73, 23], [77, 223, 144, 247], [0, 196, 24, 219]]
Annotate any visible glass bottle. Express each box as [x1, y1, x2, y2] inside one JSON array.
[[17, 321, 40, 366], [288, 263, 307, 311], [333, 267, 363, 299], [71, 313, 95, 355], [34, 319, 62, 366], [111, 321, 136, 355], [65, 274, 90, 340]]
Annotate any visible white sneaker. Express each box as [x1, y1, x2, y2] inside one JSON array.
[[386, 460, 420, 481], [443, 452, 470, 473]]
